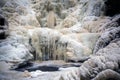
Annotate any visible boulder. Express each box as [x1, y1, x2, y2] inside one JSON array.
[[94, 27, 120, 53], [79, 37, 120, 80], [0, 40, 33, 62]]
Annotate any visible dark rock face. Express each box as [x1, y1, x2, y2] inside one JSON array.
[[105, 0, 120, 16], [0, 14, 9, 39]]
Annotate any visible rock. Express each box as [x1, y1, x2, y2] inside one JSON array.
[[1, 0, 40, 27], [0, 0, 7, 7], [93, 27, 120, 53], [62, 33, 100, 60], [60, 14, 78, 28], [31, 0, 80, 29], [62, 0, 77, 9], [0, 70, 24, 80], [83, 16, 111, 33], [0, 41, 33, 62], [18, 14, 40, 27], [0, 0, 39, 62], [60, 10, 68, 19], [98, 14, 120, 32], [86, 0, 105, 16], [30, 70, 44, 78], [79, 37, 120, 80], [23, 70, 31, 77], [0, 61, 12, 72], [59, 23, 88, 34]]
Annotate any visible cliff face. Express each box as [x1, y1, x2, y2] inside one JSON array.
[[0, 0, 120, 80]]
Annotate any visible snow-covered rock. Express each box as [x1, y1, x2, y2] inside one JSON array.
[[30, 27, 100, 61], [0, 38, 33, 62]]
